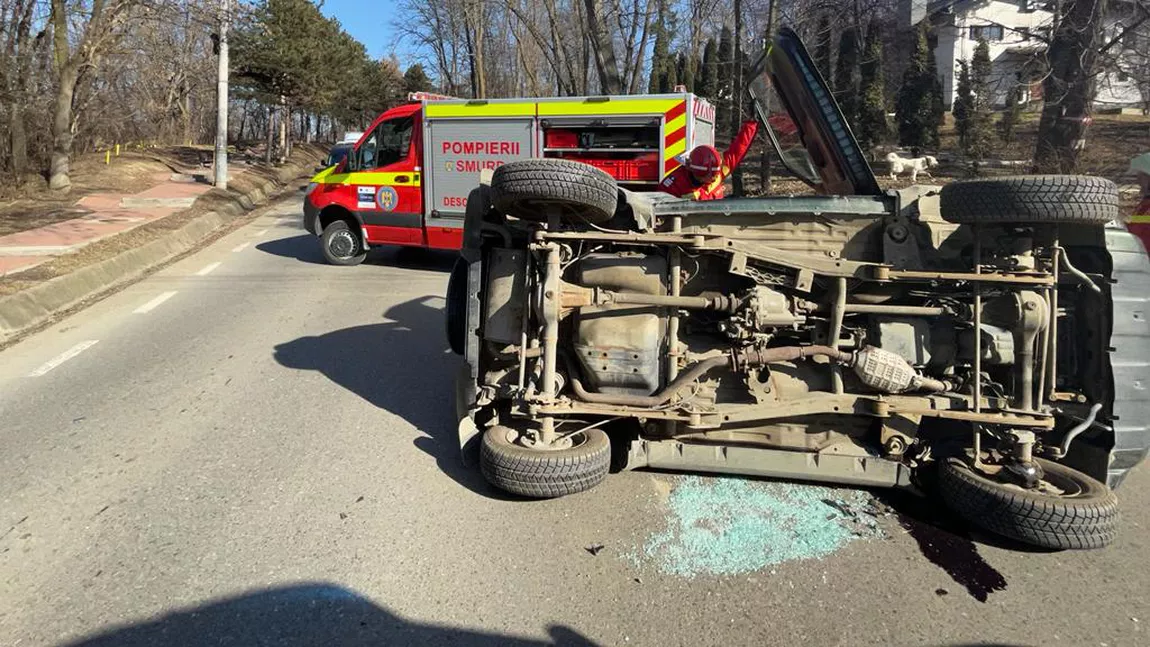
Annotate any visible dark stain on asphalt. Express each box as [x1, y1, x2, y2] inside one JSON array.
[[880, 490, 1008, 602]]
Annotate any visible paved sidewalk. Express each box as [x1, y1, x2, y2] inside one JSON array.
[[0, 173, 211, 276]]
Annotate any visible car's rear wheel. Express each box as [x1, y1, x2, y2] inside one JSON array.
[[490, 159, 618, 224], [938, 456, 1119, 549], [321, 220, 367, 266], [939, 175, 1119, 225], [480, 425, 611, 498]]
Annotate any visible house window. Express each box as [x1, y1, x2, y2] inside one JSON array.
[[1020, 0, 1033, 11], [970, 25, 1005, 41]]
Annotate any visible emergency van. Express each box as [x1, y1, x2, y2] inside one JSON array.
[[303, 92, 716, 265]]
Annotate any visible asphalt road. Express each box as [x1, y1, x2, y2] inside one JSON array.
[[1, 191, 1147, 647]]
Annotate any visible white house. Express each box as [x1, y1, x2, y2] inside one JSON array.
[[908, 0, 1144, 110]]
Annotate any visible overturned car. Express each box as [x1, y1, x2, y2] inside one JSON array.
[[446, 28, 1150, 549]]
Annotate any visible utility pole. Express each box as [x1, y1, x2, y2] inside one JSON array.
[[214, 0, 230, 189]]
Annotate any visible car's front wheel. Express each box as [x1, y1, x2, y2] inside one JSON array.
[[321, 220, 367, 266], [938, 456, 1119, 549], [480, 425, 611, 498]]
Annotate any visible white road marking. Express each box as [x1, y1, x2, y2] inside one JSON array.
[[254, 228, 269, 236], [133, 291, 178, 314], [28, 340, 99, 377], [231, 242, 250, 253], [195, 262, 222, 276]]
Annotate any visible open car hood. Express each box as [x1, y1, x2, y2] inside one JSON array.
[[748, 27, 881, 196]]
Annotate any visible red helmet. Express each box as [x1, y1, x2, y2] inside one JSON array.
[[687, 145, 721, 183]]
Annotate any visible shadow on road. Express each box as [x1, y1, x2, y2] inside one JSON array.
[[257, 234, 327, 264], [272, 295, 501, 498], [62, 583, 598, 646], [256, 233, 456, 272], [878, 488, 1021, 603]]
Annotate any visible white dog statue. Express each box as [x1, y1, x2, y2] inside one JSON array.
[[885, 152, 939, 183]]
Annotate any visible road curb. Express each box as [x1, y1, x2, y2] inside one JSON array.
[[0, 158, 316, 341]]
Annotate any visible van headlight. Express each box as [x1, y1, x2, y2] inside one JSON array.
[[306, 182, 318, 195]]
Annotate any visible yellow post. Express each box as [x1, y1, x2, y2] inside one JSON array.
[[105, 150, 110, 165], [115, 144, 120, 156]]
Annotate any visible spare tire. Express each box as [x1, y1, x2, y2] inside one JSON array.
[[490, 159, 618, 224], [939, 175, 1118, 225]]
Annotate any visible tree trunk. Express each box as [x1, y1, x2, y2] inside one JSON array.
[[49, 61, 80, 190], [265, 105, 274, 164], [582, 0, 623, 94], [1034, 0, 1107, 173], [9, 0, 35, 177], [760, 1, 779, 195], [731, 0, 745, 196], [10, 104, 28, 177], [283, 104, 292, 162], [277, 98, 287, 163]]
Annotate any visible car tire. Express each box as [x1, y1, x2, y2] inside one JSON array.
[[480, 425, 611, 498], [938, 456, 1119, 549], [490, 159, 618, 224], [446, 257, 468, 355], [321, 220, 367, 266], [939, 175, 1119, 225]]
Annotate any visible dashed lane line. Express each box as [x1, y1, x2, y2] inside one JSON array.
[[133, 291, 178, 314], [27, 340, 99, 377], [195, 262, 222, 276], [231, 242, 250, 253]]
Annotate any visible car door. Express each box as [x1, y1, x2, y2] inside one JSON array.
[[352, 113, 424, 246], [747, 28, 882, 196]]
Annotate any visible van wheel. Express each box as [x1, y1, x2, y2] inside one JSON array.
[[938, 456, 1119, 549], [480, 425, 611, 498], [939, 175, 1119, 225], [322, 220, 366, 266], [490, 159, 618, 224]]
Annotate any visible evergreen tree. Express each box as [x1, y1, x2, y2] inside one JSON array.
[[954, 60, 974, 148], [700, 37, 719, 101], [648, 0, 673, 93], [999, 82, 1023, 142], [966, 37, 994, 161], [677, 50, 694, 91], [717, 25, 734, 104], [925, 38, 944, 147], [834, 26, 860, 129], [814, 17, 833, 81], [856, 25, 888, 151], [895, 22, 939, 148], [403, 64, 433, 94]]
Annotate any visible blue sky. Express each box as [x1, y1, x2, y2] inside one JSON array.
[[319, 0, 418, 63]]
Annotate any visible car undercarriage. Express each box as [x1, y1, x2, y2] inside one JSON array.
[[445, 28, 1150, 550]]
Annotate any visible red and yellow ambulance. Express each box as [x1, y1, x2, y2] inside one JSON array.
[[303, 92, 716, 265]]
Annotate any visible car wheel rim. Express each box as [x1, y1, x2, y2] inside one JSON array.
[[507, 427, 582, 451], [329, 230, 357, 258]]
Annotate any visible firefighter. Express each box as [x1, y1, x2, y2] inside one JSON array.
[[660, 119, 759, 200], [1129, 153, 1150, 251]]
